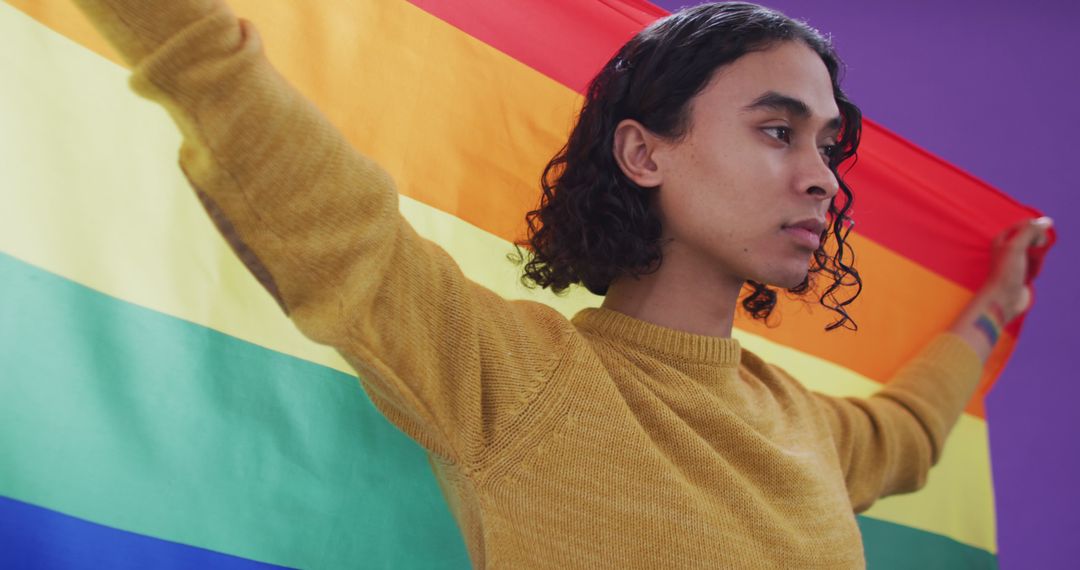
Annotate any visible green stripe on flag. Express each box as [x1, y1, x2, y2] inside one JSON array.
[[0, 252, 471, 569], [858, 515, 998, 569]]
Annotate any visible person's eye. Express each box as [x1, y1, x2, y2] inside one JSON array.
[[819, 142, 839, 160], [762, 126, 792, 143]]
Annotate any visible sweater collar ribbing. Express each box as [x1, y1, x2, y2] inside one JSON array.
[[572, 307, 741, 366]]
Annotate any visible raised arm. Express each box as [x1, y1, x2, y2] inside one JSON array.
[[813, 217, 1052, 511], [71, 0, 574, 464], [812, 333, 982, 512]]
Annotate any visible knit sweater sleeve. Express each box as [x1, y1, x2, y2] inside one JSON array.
[[811, 333, 984, 512], [70, 0, 573, 464]]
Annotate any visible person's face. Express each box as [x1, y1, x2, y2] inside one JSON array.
[[623, 41, 842, 290]]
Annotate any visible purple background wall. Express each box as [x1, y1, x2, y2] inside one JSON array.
[[653, 1, 1078, 567]]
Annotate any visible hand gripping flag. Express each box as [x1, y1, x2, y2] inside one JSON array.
[[0, 0, 1054, 568]]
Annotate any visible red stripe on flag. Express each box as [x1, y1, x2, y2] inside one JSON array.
[[406, 0, 663, 94]]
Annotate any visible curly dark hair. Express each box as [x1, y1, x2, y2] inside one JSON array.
[[515, 1, 863, 331]]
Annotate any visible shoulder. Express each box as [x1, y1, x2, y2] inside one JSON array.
[[739, 346, 817, 399]]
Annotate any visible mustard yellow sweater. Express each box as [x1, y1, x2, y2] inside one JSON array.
[[71, 1, 985, 567]]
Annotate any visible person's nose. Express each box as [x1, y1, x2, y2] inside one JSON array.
[[798, 147, 840, 201]]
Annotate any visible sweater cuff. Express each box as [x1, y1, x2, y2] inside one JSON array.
[[74, 0, 228, 67]]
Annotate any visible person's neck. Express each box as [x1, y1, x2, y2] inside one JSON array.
[[600, 254, 743, 339]]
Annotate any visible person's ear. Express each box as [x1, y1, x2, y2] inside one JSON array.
[[612, 119, 664, 188]]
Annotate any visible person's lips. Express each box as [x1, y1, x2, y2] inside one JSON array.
[[782, 218, 827, 249]]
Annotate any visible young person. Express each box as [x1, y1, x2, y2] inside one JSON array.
[[69, 0, 1051, 567]]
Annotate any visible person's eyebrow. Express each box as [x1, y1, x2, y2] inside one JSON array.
[[743, 90, 842, 133]]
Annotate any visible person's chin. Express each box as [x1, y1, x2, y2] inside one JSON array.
[[759, 267, 809, 290]]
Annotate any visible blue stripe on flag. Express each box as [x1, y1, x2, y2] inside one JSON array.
[[0, 496, 294, 569]]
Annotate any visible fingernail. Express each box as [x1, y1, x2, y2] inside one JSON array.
[[1034, 216, 1053, 226]]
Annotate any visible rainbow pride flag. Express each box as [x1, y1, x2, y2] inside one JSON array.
[[0, 0, 1053, 567]]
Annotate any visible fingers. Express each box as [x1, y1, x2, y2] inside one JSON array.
[[1005, 217, 1053, 252], [1028, 216, 1053, 248], [1033, 216, 1053, 247]]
